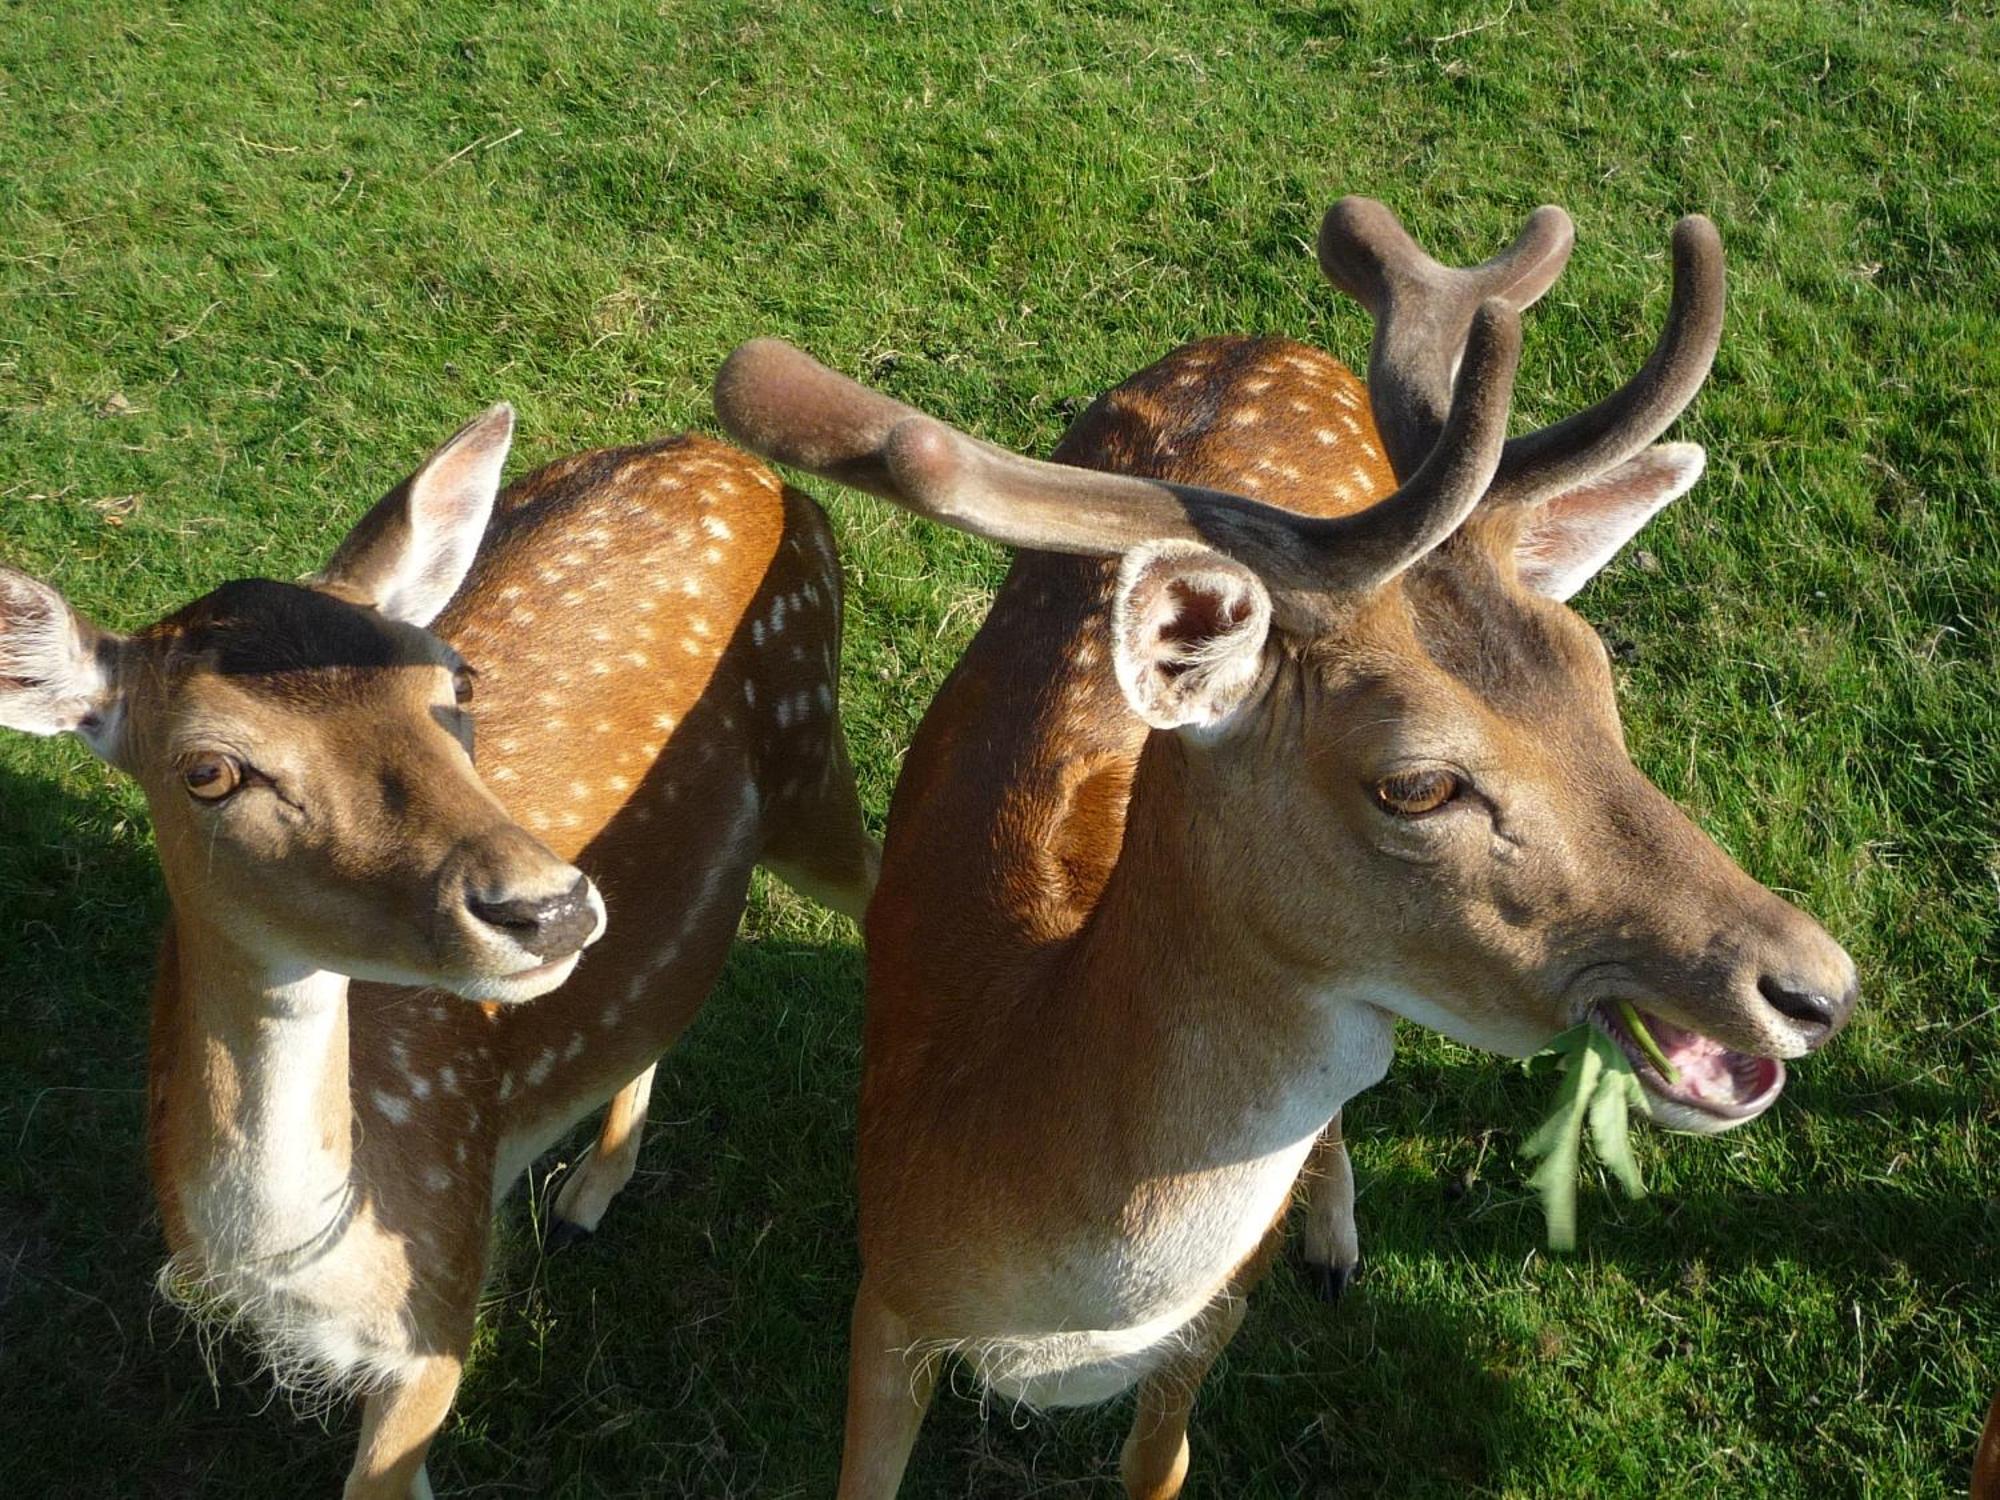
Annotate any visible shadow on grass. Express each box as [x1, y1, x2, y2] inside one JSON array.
[[0, 762, 341, 1498], [1351, 1048, 1994, 1288], [0, 803, 1980, 1497], [466, 936, 1526, 1499]]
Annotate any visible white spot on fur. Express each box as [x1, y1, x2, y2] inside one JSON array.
[[372, 1090, 412, 1125]]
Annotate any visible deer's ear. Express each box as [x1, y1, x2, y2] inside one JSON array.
[[0, 567, 126, 754], [1514, 442, 1704, 601], [315, 404, 514, 627], [1112, 541, 1273, 732]]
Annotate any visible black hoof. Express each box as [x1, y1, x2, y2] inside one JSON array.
[[545, 1217, 594, 1253], [1299, 1253, 1360, 1304]]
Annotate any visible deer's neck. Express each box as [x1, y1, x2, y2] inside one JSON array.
[[151, 915, 358, 1273], [1065, 728, 1399, 1163]]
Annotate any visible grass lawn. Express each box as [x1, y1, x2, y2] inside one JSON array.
[[1, 0, 1994, 1494]]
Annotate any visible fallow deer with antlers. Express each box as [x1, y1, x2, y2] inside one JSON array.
[[0, 411, 876, 1495], [714, 199, 1858, 1497]]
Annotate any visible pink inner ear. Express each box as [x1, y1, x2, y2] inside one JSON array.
[[413, 407, 514, 525], [1151, 577, 1250, 655], [419, 450, 497, 525], [1515, 442, 1704, 601]]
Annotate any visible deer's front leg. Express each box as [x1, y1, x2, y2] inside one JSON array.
[[836, 1281, 936, 1500], [550, 1061, 659, 1246], [1296, 1112, 1360, 1302], [345, 1351, 465, 1500]]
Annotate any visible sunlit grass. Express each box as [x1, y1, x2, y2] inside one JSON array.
[[0, 0, 1993, 1494]]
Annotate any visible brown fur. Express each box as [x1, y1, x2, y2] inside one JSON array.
[[130, 434, 877, 1493], [837, 332, 1851, 1497], [1976, 1390, 2000, 1500]]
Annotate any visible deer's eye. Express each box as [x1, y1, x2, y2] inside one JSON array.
[[1374, 768, 1461, 817], [182, 752, 244, 803]]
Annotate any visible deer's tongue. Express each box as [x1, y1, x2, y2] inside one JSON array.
[[1615, 1007, 1785, 1119]]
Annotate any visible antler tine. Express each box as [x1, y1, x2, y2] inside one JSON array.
[[712, 306, 1520, 603], [1484, 213, 1725, 509], [1317, 197, 1575, 478], [1306, 298, 1522, 590]]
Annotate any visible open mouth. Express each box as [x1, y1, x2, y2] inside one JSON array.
[[1592, 1002, 1785, 1123]]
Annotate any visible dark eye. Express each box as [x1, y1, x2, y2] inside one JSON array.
[[453, 666, 477, 706], [1374, 768, 1461, 817], [182, 752, 244, 802]]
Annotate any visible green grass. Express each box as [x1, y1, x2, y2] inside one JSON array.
[[1, 0, 1994, 1494]]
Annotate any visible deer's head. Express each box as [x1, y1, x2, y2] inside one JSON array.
[[713, 201, 1857, 1134], [0, 407, 605, 1002]]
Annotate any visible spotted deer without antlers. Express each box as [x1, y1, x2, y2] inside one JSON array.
[[714, 198, 1858, 1498], [0, 412, 877, 1495]]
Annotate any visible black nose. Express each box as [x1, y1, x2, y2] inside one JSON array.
[[467, 874, 597, 960], [1757, 973, 1857, 1044]]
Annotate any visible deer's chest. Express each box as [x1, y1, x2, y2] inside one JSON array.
[[960, 1000, 1398, 1408]]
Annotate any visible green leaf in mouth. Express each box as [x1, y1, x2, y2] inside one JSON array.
[[1616, 999, 1682, 1085], [1520, 1024, 1651, 1251]]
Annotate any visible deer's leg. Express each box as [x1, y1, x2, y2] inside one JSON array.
[[760, 719, 880, 924], [836, 1280, 936, 1500], [1120, 1364, 1198, 1500], [1296, 1111, 1361, 1302], [549, 1060, 659, 1246], [1974, 1388, 2000, 1500], [1121, 1216, 1286, 1500], [344, 1350, 465, 1500]]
